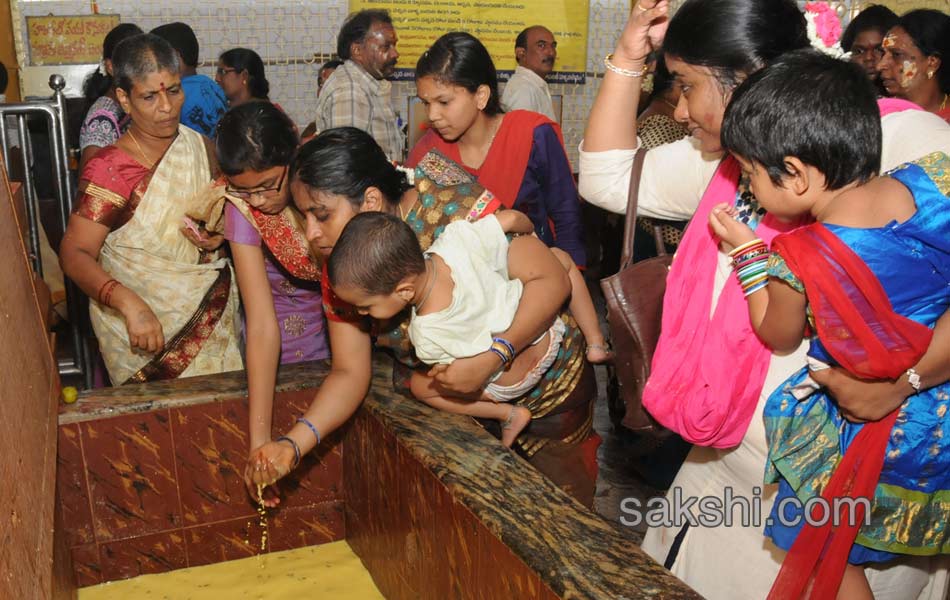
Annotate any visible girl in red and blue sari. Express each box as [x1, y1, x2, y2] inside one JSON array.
[[709, 52, 950, 599]]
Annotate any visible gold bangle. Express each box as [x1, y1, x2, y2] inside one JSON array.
[[604, 54, 646, 78]]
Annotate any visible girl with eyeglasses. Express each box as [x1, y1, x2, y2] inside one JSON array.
[[215, 103, 330, 506]]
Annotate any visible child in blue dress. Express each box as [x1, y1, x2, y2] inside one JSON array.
[[708, 50, 950, 599]]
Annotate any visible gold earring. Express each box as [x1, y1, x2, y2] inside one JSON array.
[[928, 70, 935, 79]]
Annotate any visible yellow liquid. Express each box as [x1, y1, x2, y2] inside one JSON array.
[[78, 541, 385, 599]]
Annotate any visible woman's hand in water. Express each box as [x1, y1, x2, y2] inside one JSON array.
[[708, 203, 756, 252], [427, 351, 500, 395], [615, 0, 670, 65], [244, 441, 297, 507]]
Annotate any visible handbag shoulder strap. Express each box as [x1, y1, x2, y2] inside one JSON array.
[[619, 148, 648, 269]]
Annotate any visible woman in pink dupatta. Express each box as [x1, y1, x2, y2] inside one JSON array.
[[579, 0, 950, 598]]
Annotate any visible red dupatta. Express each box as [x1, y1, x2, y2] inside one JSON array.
[[767, 224, 932, 599], [406, 109, 567, 208], [247, 206, 321, 282]]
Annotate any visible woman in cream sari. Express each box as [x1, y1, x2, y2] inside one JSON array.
[[60, 33, 242, 385]]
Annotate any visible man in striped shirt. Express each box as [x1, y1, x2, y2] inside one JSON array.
[[315, 10, 404, 161]]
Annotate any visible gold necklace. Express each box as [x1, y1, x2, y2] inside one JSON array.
[[487, 115, 503, 147], [127, 130, 155, 168], [941, 94, 948, 111], [399, 196, 416, 221], [414, 256, 438, 312]]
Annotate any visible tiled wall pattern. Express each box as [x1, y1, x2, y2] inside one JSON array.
[[56, 389, 344, 587], [12, 0, 655, 165], [13, 0, 870, 165]]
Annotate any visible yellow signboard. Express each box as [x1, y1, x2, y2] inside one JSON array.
[[855, 0, 949, 12], [350, 1, 589, 83], [27, 15, 121, 65]]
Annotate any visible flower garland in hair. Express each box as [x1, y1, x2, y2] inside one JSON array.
[[803, 2, 847, 58], [393, 162, 415, 186]]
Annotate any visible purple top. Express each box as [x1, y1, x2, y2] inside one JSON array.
[[513, 124, 586, 267], [224, 202, 329, 364]]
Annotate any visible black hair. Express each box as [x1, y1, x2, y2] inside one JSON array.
[[515, 27, 530, 51], [896, 9, 950, 95], [327, 212, 426, 296], [112, 33, 181, 94], [337, 10, 392, 61], [721, 50, 880, 190], [664, 0, 809, 91], [83, 23, 143, 101], [291, 127, 410, 210], [840, 5, 898, 52], [648, 49, 675, 103], [220, 48, 269, 99], [320, 58, 344, 72], [216, 102, 298, 175], [150, 22, 199, 67], [416, 32, 503, 116]]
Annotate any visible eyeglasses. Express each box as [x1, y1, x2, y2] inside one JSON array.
[[225, 166, 288, 200], [216, 67, 239, 77]]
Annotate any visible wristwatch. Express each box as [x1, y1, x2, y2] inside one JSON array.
[[906, 368, 922, 393]]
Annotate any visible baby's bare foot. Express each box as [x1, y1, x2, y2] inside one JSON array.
[[586, 343, 613, 364], [500, 406, 532, 447]]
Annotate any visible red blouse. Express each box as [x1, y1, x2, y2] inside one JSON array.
[[74, 146, 151, 229]]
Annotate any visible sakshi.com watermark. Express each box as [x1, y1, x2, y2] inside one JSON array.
[[619, 486, 872, 529]]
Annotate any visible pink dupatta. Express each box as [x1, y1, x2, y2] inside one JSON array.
[[641, 98, 921, 448]]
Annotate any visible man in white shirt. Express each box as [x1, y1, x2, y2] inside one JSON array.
[[315, 10, 404, 161], [501, 26, 558, 122]]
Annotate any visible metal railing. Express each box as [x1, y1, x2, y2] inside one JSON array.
[[0, 74, 91, 387]]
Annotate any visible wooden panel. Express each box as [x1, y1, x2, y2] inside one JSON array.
[[56, 388, 345, 585], [345, 363, 702, 599], [0, 158, 70, 597]]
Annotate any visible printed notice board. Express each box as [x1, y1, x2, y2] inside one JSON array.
[[350, 0, 589, 83], [27, 15, 121, 65]]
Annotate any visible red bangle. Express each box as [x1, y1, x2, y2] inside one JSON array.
[[98, 279, 120, 306]]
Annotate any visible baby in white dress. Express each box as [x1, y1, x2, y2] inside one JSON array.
[[327, 210, 575, 447]]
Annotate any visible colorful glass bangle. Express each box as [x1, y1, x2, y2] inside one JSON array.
[[276, 436, 301, 468], [490, 342, 514, 365], [489, 347, 510, 365], [729, 238, 766, 257], [492, 337, 515, 358], [744, 280, 770, 296], [296, 417, 321, 445]]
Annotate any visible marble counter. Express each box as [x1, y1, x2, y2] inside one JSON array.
[[358, 362, 700, 599], [60, 360, 331, 425]]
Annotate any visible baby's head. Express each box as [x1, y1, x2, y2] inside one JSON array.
[[721, 49, 881, 220], [327, 212, 427, 320]]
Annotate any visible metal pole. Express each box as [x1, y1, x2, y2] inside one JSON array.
[[16, 115, 42, 276], [0, 115, 9, 176], [50, 75, 74, 213], [0, 81, 90, 386]]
